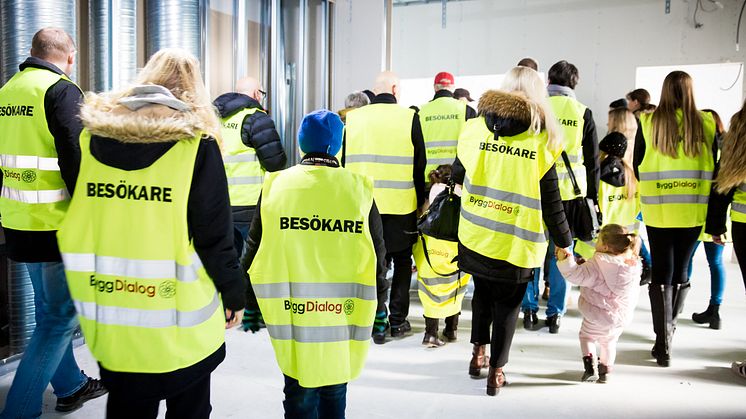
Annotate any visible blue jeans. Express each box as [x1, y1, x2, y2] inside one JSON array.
[[283, 375, 347, 419], [522, 240, 572, 316], [521, 268, 541, 312], [640, 239, 652, 266], [687, 241, 726, 305], [0, 261, 86, 419]]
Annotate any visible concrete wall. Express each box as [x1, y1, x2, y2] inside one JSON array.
[[391, 0, 745, 126], [332, 0, 385, 111]]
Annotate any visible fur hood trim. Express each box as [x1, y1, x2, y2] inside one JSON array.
[[478, 90, 544, 126], [80, 92, 204, 143]]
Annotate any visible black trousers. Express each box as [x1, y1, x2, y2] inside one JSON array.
[[387, 246, 413, 326], [647, 226, 701, 285], [104, 372, 211, 419], [731, 221, 746, 289], [469, 276, 527, 368]]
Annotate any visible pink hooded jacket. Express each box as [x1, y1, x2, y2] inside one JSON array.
[[557, 252, 642, 327]]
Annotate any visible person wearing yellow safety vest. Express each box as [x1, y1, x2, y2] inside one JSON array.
[[417, 71, 477, 181], [706, 99, 746, 380], [528, 60, 599, 335], [687, 109, 727, 330], [451, 67, 572, 396], [57, 49, 246, 419], [632, 71, 717, 368], [343, 71, 427, 344], [213, 77, 286, 334], [241, 110, 387, 418], [0, 28, 107, 419]]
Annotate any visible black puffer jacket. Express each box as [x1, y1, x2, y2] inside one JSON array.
[[452, 90, 572, 282], [213, 93, 287, 223]]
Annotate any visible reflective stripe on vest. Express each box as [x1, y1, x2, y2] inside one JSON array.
[[549, 95, 587, 200], [61, 252, 204, 283], [457, 116, 559, 268], [345, 104, 417, 215], [57, 130, 225, 374], [419, 97, 466, 179], [220, 107, 265, 206], [638, 111, 715, 228], [249, 164, 377, 388], [0, 68, 77, 230], [413, 234, 470, 318], [732, 183, 746, 223]]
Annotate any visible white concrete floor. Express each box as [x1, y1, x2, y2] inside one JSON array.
[[2, 245, 745, 418]]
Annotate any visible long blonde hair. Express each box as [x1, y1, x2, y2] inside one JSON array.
[[134, 48, 221, 141], [500, 66, 563, 151], [607, 108, 638, 199], [715, 101, 746, 192], [650, 71, 704, 158]]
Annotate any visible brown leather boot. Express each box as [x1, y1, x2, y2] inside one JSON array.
[[486, 366, 507, 396], [468, 344, 489, 377]]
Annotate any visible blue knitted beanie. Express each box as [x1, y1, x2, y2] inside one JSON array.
[[298, 109, 343, 156]]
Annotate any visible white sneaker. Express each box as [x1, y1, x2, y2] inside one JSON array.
[[731, 361, 746, 379]]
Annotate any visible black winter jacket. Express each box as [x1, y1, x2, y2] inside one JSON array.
[[213, 93, 286, 224], [240, 153, 389, 309], [2, 57, 83, 262], [452, 90, 572, 282], [341, 93, 427, 254]]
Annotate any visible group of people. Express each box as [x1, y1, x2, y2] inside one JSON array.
[[1, 26, 745, 419]]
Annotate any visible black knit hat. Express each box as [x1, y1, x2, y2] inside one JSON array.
[[599, 131, 627, 158]]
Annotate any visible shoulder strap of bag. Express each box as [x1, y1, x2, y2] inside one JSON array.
[[419, 233, 460, 277], [561, 151, 583, 197]]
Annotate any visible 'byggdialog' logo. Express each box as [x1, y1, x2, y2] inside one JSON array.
[[21, 170, 36, 183], [284, 299, 354, 315], [89, 275, 164, 298], [468, 196, 519, 215], [656, 181, 698, 190]]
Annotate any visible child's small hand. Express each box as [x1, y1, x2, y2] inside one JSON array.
[[555, 247, 571, 261], [624, 256, 639, 267]]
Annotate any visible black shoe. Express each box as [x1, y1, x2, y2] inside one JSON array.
[[391, 320, 412, 338], [522, 309, 538, 330], [422, 333, 445, 348], [598, 363, 609, 383], [692, 304, 721, 329], [581, 355, 599, 382], [546, 314, 560, 334], [55, 377, 108, 412]]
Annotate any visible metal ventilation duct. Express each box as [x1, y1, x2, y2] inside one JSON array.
[[0, 0, 78, 84], [145, 0, 204, 62], [89, 0, 137, 92]]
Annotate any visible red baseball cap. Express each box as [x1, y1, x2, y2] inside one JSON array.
[[434, 71, 455, 86]]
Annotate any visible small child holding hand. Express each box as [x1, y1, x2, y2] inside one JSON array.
[[556, 224, 642, 383]]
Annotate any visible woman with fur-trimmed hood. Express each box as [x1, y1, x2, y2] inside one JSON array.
[[451, 66, 572, 396], [65, 49, 246, 418]]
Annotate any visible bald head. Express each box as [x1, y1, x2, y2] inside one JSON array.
[[30, 28, 76, 75], [374, 71, 400, 99], [236, 77, 263, 102]]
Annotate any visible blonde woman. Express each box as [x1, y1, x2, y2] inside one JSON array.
[[58, 49, 246, 418], [452, 66, 571, 395], [706, 100, 746, 379], [632, 70, 717, 367]]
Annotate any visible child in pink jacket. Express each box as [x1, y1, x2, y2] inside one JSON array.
[[556, 224, 642, 383]]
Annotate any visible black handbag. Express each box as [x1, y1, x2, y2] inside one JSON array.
[[561, 152, 601, 242], [417, 182, 461, 242]]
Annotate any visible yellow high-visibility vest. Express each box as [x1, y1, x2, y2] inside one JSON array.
[[57, 131, 225, 373], [419, 96, 466, 178], [0, 67, 79, 230], [413, 234, 470, 318], [549, 95, 587, 200], [457, 117, 560, 268], [345, 104, 417, 215], [220, 107, 265, 207], [249, 164, 377, 388], [638, 111, 715, 228]]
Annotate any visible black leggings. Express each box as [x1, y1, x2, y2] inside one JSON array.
[[730, 221, 746, 290], [646, 226, 701, 286]]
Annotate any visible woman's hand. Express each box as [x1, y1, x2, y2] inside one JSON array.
[[555, 247, 572, 261]]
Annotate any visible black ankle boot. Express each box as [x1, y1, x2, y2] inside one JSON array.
[[649, 284, 673, 367], [692, 303, 721, 329], [581, 355, 599, 382]]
